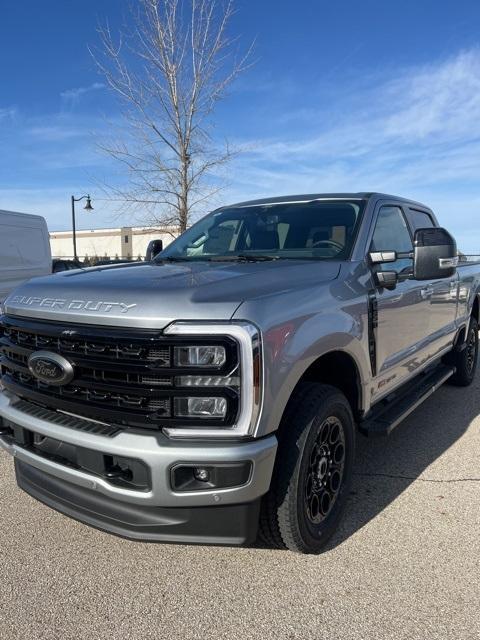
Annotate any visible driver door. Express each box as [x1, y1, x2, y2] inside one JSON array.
[[370, 205, 430, 400]]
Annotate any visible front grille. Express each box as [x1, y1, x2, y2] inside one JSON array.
[[7, 326, 171, 364], [0, 316, 239, 430]]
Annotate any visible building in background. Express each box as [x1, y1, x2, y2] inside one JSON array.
[[50, 226, 179, 261]]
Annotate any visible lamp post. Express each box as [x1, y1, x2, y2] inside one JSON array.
[[71, 195, 93, 261]]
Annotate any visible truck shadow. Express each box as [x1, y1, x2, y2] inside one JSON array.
[[326, 373, 480, 551], [253, 372, 479, 552]]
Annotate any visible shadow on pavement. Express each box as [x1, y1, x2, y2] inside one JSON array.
[[327, 374, 480, 551], [252, 373, 480, 552]]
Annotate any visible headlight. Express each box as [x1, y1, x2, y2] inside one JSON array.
[[174, 345, 226, 367], [163, 322, 262, 439], [174, 396, 227, 418]]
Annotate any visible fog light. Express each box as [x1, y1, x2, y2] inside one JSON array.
[[174, 396, 227, 418], [174, 345, 226, 367], [172, 462, 253, 492], [193, 467, 210, 482]]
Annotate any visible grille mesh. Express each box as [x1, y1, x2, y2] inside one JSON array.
[[3, 326, 171, 364], [0, 317, 237, 430], [0, 322, 177, 427]]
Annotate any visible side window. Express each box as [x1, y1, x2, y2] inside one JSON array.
[[371, 206, 413, 273], [405, 209, 434, 231]]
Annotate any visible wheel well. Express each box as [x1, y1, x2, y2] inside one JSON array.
[[452, 293, 479, 347], [472, 294, 479, 323], [295, 351, 361, 418]]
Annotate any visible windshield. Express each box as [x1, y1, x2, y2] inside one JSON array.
[[157, 199, 365, 262]]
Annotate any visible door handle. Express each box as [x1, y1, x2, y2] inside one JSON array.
[[420, 287, 434, 299]]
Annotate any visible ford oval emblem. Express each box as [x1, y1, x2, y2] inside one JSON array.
[[27, 351, 75, 386]]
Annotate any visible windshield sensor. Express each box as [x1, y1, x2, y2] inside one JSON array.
[[155, 256, 194, 262]]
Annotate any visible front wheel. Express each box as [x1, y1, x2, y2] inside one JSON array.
[[448, 316, 478, 386], [259, 383, 355, 553]]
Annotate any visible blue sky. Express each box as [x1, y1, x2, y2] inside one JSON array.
[[2, 0, 480, 250]]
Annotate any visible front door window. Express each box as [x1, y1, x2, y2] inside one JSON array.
[[371, 206, 413, 274]]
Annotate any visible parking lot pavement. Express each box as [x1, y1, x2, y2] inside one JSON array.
[[0, 378, 479, 640]]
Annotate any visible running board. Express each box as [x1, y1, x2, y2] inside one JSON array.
[[359, 364, 455, 437]]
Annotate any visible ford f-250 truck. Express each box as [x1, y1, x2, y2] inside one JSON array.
[[0, 193, 478, 553]]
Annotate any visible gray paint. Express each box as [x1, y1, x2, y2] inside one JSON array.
[[1, 191, 480, 514], [4, 259, 341, 328], [0, 393, 277, 507]]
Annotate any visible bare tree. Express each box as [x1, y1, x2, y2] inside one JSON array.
[[92, 0, 252, 232]]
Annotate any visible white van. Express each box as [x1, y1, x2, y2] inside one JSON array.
[[0, 210, 52, 302]]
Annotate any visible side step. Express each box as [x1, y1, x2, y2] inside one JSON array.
[[359, 364, 455, 437]]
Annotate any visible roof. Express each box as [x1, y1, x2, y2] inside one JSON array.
[[50, 225, 178, 236], [223, 192, 430, 210]]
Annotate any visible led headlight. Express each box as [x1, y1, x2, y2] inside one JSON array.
[[163, 322, 262, 439], [174, 345, 226, 367], [174, 396, 227, 419], [175, 375, 239, 387]]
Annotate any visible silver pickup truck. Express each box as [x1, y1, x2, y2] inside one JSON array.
[[0, 192, 478, 553]]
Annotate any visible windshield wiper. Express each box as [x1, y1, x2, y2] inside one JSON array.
[[156, 254, 280, 263], [207, 254, 280, 262], [155, 256, 196, 262]]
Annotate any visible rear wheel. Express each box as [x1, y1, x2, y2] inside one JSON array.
[[259, 383, 355, 553], [448, 316, 478, 387]]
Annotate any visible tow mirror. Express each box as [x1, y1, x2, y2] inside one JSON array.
[[146, 239, 163, 261], [413, 228, 457, 280]]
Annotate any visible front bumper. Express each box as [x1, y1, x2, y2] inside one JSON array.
[[14, 460, 262, 545], [0, 392, 277, 544]]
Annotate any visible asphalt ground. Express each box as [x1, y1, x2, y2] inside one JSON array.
[[0, 376, 479, 640]]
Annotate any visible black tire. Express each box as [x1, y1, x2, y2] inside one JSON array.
[[258, 383, 355, 554], [448, 317, 478, 387]]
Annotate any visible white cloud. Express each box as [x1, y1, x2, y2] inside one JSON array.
[[223, 48, 480, 251], [3, 49, 480, 252], [60, 82, 105, 107], [28, 125, 87, 141], [383, 49, 480, 141]]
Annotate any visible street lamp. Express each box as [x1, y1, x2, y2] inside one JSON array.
[[71, 194, 93, 261]]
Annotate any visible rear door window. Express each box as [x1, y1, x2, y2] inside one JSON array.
[[406, 209, 434, 231]]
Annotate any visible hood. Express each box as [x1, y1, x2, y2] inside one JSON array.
[[4, 260, 341, 329]]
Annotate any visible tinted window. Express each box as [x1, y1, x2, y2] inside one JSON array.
[[159, 200, 365, 261], [371, 206, 413, 273], [406, 209, 434, 231]]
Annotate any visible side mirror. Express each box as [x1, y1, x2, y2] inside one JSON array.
[[146, 239, 163, 261], [413, 228, 457, 280]]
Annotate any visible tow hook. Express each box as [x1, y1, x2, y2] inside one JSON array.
[[105, 464, 133, 482]]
